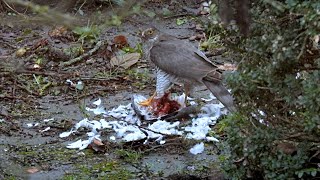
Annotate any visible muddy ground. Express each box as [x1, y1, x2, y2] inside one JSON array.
[[0, 1, 227, 179]]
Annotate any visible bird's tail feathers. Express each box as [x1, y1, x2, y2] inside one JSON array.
[[202, 80, 236, 112]]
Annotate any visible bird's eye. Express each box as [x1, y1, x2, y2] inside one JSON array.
[[147, 30, 154, 34]]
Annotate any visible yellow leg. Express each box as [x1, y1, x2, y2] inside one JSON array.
[[184, 84, 190, 106], [139, 91, 157, 106]]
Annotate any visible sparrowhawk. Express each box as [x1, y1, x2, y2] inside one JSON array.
[[141, 27, 236, 112]]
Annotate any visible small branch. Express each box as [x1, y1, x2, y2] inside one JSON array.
[[163, 13, 195, 19], [60, 40, 105, 67], [2, 0, 26, 17], [14, 69, 73, 77], [0, 95, 36, 102], [297, 35, 308, 60]]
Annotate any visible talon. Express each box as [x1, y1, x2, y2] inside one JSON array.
[[139, 92, 156, 106]]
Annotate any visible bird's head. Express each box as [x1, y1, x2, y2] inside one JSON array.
[[141, 27, 159, 42]]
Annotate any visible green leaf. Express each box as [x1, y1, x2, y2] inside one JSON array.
[[176, 18, 187, 26], [162, 7, 172, 16], [311, 170, 317, 177], [144, 10, 156, 18]]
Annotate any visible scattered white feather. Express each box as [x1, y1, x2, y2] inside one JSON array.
[[108, 104, 132, 118], [185, 117, 212, 140], [43, 118, 54, 122], [66, 134, 100, 150], [85, 98, 107, 115], [100, 119, 112, 128], [59, 131, 74, 138], [206, 136, 219, 142], [86, 105, 107, 115], [110, 136, 116, 141], [26, 123, 33, 128], [190, 142, 205, 155], [201, 93, 217, 101], [93, 98, 102, 106], [148, 120, 182, 136], [26, 123, 39, 127], [61, 94, 223, 152], [39, 127, 50, 133], [67, 139, 91, 150]]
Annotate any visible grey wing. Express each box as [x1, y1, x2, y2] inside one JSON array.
[[150, 40, 218, 82]]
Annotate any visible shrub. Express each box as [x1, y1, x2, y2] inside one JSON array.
[[211, 1, 320, 179]]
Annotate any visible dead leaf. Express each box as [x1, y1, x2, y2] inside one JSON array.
[[32, 39, 49, 50], [113, 35, 128, 48], [26, 167, 39, 174], [88, 138, 106, 152], [110, 53, 140, 69], [48, 26, 74, 42], [48, 26, 68, 38], [93, 138, 104, 146], [16, 48, 27, 57]]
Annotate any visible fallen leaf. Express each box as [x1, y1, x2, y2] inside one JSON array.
[[16, 48, 27, 57], [88, 138, 106, 152], [110, 53, 140, 69], [113, 35, 128, 48], [48, 26, 68, 38], [176, 18, 187, 26], [26, 167, 39, 174], [32, 39, 49, 50], [93, 138, 104, 146]]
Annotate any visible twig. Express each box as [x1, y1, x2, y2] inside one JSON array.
[[60, 40, 105, 67], [2, 0, 26, 17], [138, 125, 169, 136], [0, 95, 36, 102], [49, 87, 114, 103], [309, 150, 320, 161], [79, 77, 119, 81], [163, 13, 195, 19], [7, 0, 77, 28], [297, 35, 308, 60], [0, 39, 18, 49], [15, 81, 39, 96], [14, 69, 73, 77]]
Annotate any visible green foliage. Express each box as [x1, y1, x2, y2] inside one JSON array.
[[63, 161, 133, 180], [176, 18, 188, 26], [125, 68, 152, 90], [115, 149, 142, 163], [122, 43, 143, 55], [32, 74, 51, 96], [73, 25, 100, 44], [210, 0, 320, 179], [218, 114, 316, 179]]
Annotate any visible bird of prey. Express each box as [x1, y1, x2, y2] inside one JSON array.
[[141, 27, 236, 112]]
